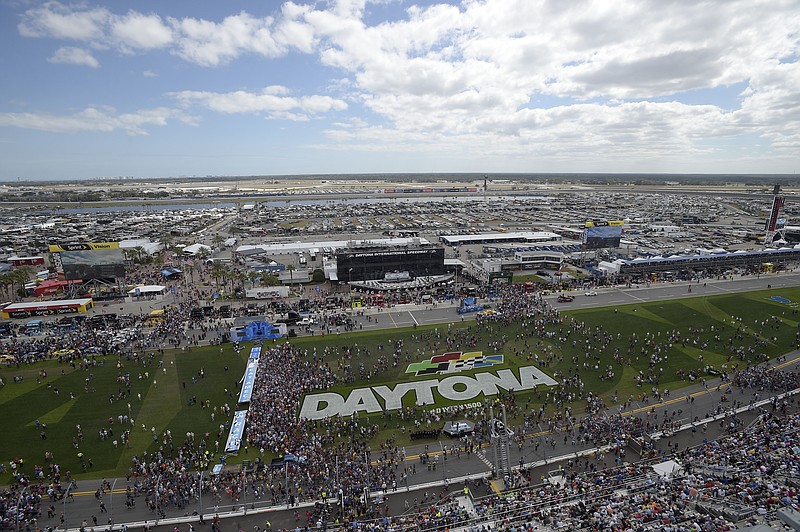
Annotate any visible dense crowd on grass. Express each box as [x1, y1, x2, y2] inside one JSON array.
[[2, 281, 800, 530]]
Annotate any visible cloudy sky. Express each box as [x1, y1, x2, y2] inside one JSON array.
[[1, 0, 798, 181]]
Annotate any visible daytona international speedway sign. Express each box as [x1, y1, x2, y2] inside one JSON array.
[[299, 365, 558, 421]]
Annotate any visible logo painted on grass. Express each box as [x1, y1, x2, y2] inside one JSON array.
[[406, 351, 504, 376], [768, 295, 792, 304]]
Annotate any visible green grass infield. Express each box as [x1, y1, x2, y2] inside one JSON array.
[[1, 286, 798, 483]]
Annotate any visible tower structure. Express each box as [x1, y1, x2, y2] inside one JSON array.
[[489, 404, 512, 480], [764, 184, 785, 245]]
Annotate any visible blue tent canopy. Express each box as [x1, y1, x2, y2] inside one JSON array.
[[160, 267, 183, 279]]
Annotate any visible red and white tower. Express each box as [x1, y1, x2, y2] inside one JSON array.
[[764, 184, 785, 245]]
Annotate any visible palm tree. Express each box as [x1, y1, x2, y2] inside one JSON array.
[[233, 271, 247, 293], [0, 272, 13, 299], [286, 265, 296, 286], [134, 246, 147, 264], [185, 262, 196, 283], [9, 267, 33, 299], [261, 273, 280, 287], [247, 271, 260, 288], [160, 234, 174, 251], [211, 263, 227, 288], [212, 234, 224, 250]]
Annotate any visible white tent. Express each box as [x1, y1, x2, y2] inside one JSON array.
[[128, 285, 167, 296], [183, 243, 212, 256], [652, 459, 682, 479]]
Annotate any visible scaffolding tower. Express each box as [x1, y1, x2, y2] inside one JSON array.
[[489, 404, 512, 479]]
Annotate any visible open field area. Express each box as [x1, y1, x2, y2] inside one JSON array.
[[1, 286, 799, 485]]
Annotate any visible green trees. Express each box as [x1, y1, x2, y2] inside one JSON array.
[[210, 263, 227, 288], [260, 273, 281, 287], [311, 269, 326, 283], [0, 267, 34, 299]]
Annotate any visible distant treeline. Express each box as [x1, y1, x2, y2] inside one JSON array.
[[2, 172, 799, 191], [118, 172, 800, 186]]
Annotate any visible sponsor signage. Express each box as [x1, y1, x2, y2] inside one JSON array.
[[8, 306, 79, 319], [9, 257, 45, 266], [406, 351, 503, 376], [299, 365, 558, 421], [48, 242, 120, 252], [246, 286, 289, 299], [350, 248, 438, 259], [224, 409, 248, 453], [238, 360, 258, 403], [584, 220, 624, 228], [766, 196, 784, 231], [249, 346, 261, 360]]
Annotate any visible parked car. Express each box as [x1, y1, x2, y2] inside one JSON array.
[[585, 291, 598, 296]]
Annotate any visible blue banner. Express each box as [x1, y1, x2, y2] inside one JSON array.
[[238, 360, 258, 403], [249, 346, 261, 360], [224, 409, 248, 453]]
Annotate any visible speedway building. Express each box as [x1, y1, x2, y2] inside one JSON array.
[[335, 246, 445, 282], [599, 246, 800, 277], [235, 237, 446, 284]]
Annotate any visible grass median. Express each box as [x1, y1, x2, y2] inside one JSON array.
[[1, 286, 798, 483]]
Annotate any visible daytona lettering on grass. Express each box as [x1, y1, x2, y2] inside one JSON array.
[[298, 365, 558, 421]]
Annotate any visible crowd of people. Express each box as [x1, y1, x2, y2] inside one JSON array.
[[343, 409, 799, 531], [2, 276, 800, 531]]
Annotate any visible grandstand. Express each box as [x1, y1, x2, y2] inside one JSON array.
[[598, 246, 800, 277], [386, 410, 800, 532]]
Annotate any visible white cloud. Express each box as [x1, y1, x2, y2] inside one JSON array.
[[19, 2, 109, 40], [143, 70, 158, 78], [18, 2, 312, 66], [111, 11, 173, 51], [297, 0, 800, 162], [47, 46, 99, 68], [13, 0, 800, 166], [0, 106, 196, 135], [169, 86, 347, 119]]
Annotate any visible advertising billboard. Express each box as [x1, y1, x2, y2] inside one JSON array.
[[49, 242, 126, 281], [583, 221, 624, 249]]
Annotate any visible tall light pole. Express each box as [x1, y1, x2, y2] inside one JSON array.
[[241, 470, 247, 515], [198, 470, 204, 524], [15, 486, 28, 532], [284, 459, 290, 508], [155, 474, 161, 526], [438, 441, 447, 487], [538, 423, 547, 464], [63, 480, 73, 531], [348, 268, 353, 314], [109, 479, 117, 527]]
